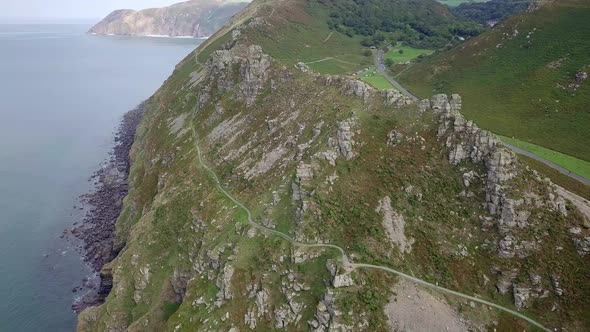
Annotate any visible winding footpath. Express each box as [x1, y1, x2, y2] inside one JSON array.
[[375, 50, 590, 187], [191, 126, 550, 331]]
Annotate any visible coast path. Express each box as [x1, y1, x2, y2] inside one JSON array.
[[190, 124, 550, 332]]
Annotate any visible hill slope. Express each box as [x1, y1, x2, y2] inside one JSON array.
[[89, 0, 249, 38], [397, 0, 590, 163], [77, 0, 590, 331]]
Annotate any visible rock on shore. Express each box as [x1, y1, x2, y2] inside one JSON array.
[[70, 104, 144, 313]]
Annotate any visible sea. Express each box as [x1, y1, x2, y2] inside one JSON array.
[[0, 23, 201, 331]]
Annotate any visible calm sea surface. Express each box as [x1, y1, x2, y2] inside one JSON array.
[[0, 24, 201, 331]]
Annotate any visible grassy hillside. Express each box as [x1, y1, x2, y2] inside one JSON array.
[[323, 0, 482, 48], [499, 135, 590, 180], [77, 0, 590, 331], [397, 0, 590, 163]]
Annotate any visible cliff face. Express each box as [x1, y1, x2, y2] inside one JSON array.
[[78, 0, 590, 331], [89, 0, 249, 38]]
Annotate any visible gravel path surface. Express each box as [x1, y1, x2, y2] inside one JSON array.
[[191, 121, 550, 332]]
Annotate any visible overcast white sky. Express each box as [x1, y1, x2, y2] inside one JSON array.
[[0, 0, 184, 19]]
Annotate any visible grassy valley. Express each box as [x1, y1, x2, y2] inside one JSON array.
[[397, 0, 590, 165]]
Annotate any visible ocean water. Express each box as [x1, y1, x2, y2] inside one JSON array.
[[0, 24, 201, 331]]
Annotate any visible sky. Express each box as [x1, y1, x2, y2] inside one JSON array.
[[0, 0, 184, 20]]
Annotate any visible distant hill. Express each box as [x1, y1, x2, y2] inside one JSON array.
[[451, 0, 531, 26], [397, 0, 590, 162], [89, 0, 249, 38]]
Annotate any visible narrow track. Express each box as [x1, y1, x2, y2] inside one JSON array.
[[191, 125, 550, 331]]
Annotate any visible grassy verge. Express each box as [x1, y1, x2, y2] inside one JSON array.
[[250, 1, 373, 74], [360, 66, 393, 90], [499, 135, 590, 181], [384, 46, 433, 64], [518, 154, 590, 201]]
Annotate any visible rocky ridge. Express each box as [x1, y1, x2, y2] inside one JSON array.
[[78, 3, 590, 330]]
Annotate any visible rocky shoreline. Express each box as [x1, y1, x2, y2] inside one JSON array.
[[69, 104, 144, 313]]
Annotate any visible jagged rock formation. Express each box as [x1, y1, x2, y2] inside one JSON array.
[[77, 0, 590, 331], [89, 0, 249, 38]]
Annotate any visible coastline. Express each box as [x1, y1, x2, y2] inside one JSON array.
[[70, 104, 144, 313], [89, 32, 209, 40]]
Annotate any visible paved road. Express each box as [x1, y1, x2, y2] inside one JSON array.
[[375, 49, 590, 187], [190, 123, 550, 332], [375, 50, 418, 101], [502, 142, 590, 186]]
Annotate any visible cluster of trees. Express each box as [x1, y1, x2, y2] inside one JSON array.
[[451, 0, 530, 26], [321, 0, 482, 49]]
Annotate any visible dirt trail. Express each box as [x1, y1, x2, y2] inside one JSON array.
[[190, 119, 550, 332]]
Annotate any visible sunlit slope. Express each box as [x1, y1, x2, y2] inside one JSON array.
[[398, 0, 590, 162]]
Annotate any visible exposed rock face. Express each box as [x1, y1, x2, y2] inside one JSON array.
[[215, 264, 235, 307], [375, 196, 414, 253], [430, 94, 524, 230], [326, 260, 353, 288], [309, 292, 336, 331], [495, 269, 516, 294], [382, 89, 413, 106], [89, 0, 249, 38], [205, 45, 272, 107], [337, 118, 359, 160], [320, 76, 373, 101]]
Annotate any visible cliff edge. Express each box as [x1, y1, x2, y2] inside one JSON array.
[[89, 0, 249, 38]]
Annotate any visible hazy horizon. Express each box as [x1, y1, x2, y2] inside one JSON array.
[[0, 0, 184, 20]]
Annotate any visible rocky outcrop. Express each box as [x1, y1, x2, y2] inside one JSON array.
[[375, 196, 414, 253], [89, 0, 248, 38], [429, 94, 525, 230], [309, 291, 354, 331], [337, 117, 359, 160], [319, 76, 373, 101], [326, 260, 353, 288], [382, 89, 413, 106], [205, 45, 272, 107], [215, 264, 235, 307]]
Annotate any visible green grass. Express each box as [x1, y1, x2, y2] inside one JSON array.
[[397, 1, 590, 162], [384, 46, 433, 64], [498, 135, 590, 181], [249, 1, 373, 74], [436, 0, 488, 6], [360, 66, 393, 90], [518, 154, 590, 201]]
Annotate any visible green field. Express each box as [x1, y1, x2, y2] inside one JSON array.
[[436, 0, 488, 6], [384, 46, 433, 64], [499, 136, 590, 181], [398, 1, 590, 162], [360, 67, 393, 89], [249, 1, 373, 74]]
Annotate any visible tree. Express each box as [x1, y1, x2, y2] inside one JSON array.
[[384, 58, 395, 67], [362, 50, 373, 57], [398, 49, 404, 54]]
